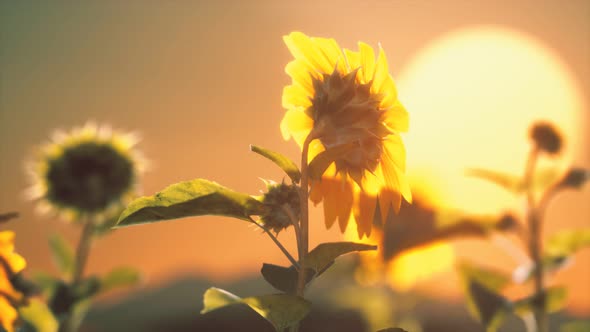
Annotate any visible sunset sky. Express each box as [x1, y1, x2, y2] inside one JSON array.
[[1, 0, 589, 315]]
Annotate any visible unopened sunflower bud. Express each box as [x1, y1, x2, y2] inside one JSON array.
[[496, 213, 518, 231], [529, 122, 563, 155], [260, 181, 300, 234], [558, 168, 589, 189]]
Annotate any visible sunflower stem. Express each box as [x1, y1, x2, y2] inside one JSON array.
[[72, 217, 95, 284], [523, 147, 547, 332], [255, 218, 300, 270], [59, 216, 96, 332], [281, 204, 302, 269], [291, 133, 316, 332]]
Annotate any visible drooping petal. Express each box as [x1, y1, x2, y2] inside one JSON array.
[[383, 134, 407, 173], [354, 191, 377, 238], [322, 181, 339, 229]]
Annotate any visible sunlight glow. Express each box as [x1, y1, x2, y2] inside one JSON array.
[[398, 25, 583, 214]]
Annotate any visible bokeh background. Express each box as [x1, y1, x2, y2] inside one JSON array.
[[1, 0, 589, 330]]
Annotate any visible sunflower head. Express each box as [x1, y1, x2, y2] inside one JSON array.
[[529, 121, 562, 155], [259, 180, 300, 234], [27, 123, 145, 222], [0, 231, 27, 332], [280, 32, 412, 238]]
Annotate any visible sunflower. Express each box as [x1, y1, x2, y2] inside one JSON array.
[[0, 231, 26, 332], [280, 32, 412, 238], [27, 123, 145, 223]]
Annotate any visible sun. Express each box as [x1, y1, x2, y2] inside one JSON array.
[[398, 25, 584, 215], [346, 25, 585, 292]]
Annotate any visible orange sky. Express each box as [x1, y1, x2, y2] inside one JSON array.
[[1, 0, 589, 314]]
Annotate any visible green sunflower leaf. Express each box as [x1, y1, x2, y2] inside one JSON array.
[[0, 211, 19, 223], [18, 298, 59, 332], [302, 242, 377, 273], [466, 167, 559, 194], [99, 267, 142, 293], [514, 286, 568, 315], [513, 255, 571, 283], [307, 142, 359, 181], [116, 179, 267, 227], [464, 279, 511, 332], [48, 234, 74, 279], [201, 287, 311, 330], [31, 271, 60, 298], [457, 261, 511, 292], [250, 145, 301, 183], [457, 262, 512, 331], [546, 228, 590, 257], [260, 263, 314, 294]]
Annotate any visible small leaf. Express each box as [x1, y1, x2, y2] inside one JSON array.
[[557, 168, 589, 190], [250, 145, 301, 183], [117, 179, 267, 227], [467, 167, 559, 194], [31, 271, 60, 297], [18, 299, 59, 332], [514, 286, 567, 315], [201, 287, 241, 313], [48, 234, 74, 278], [307, 142, 359, 181], [100, 267, 142, 293], [546, 228, 590, 257], [464, 280, 510, 331], [260, 263, 314, 294], [513, 255, 571, 283], [457, 261, 511, 292], [466, 168, 520, 192], [0, 212, 19, 223], [302, 242, 377, 272], [201, 287, 311, 330]]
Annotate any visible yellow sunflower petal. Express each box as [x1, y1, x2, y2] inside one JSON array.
[[279, 110, 313, 145], [372, 46, 391, 95], [284, 32, 334, 74], [285, 60, 316, 94], [282, 85, 312, 109], [344, 49, 361, 73], [337, 181, 354, 232], [374, 166, 401, 223], [0, 232, 15, 253], [0, 297, 17, 332], [383, 134, 407, 172], [378, 75, 398, 109], [359, 42, 376, 84], [309, 180, 324, 205], [312, 37, 346, 73], [322, 181, 340, 229], [354, 192, 377, 238], [383, 101, 409, 133]]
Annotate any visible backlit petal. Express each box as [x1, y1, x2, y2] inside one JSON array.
[[359, 42, 375, 84], [284, 32, 334, 74]]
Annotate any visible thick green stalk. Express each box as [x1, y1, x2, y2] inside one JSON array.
[[523, 148, 547, 332], [59, 217, 95, 332]]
